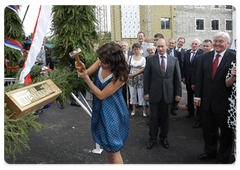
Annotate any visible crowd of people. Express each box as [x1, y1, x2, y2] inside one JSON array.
[[32, 30, 236, 164], [118, 31, 236, 164]]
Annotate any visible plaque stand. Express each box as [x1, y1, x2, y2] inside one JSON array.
[[71, 92, 103, 154]]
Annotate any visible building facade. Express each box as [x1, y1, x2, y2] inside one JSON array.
[[110, 5, 236, 49], [175, 5, 236, 49], [111, 5, 177, 46]]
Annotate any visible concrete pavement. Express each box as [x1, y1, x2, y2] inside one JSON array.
[[4, 83, 229, 164]]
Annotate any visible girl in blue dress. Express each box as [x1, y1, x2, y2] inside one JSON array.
[[75, 42, 129, 164]]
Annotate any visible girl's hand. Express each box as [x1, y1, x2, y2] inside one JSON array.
[[75, 61, 86, 72], [75, 61, 88, 80], [128, 74, 134, 78]]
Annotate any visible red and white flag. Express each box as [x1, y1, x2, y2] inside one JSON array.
[[19, 5, 52, 84]]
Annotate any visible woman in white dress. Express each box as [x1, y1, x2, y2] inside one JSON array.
[[128, 43, 147, 117]]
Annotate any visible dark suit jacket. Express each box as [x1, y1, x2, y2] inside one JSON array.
[[183, 49, 204, 85], [174, 46, 186, 64], [144, 54, 182, 104], [195, 49, 236, 113], [167, 48, 183, 78], [191, 53, 204, 86]]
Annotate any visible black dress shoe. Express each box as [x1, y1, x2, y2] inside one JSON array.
[[171, 110, 177, 116], [146, 140, 155, 149], [161, 140, 169, 149], [192, 123, 202, 128], [186, 113, 194, 118], [198, 153, 217, 159]]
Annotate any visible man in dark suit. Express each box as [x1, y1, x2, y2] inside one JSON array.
[[194, 32, 236, 163], [153, 33, 164, 54], [121, 41, 134, 61], [144, 38, 182, 149], [182, 38, 204, 118], [174, 37, 186, 66], [191, 39, 213, 128], [167, 38, 183, 116]]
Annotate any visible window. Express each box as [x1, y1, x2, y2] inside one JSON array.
[[196, 19, 204, 30], [226, 5, 233, 9], [161, 18, 170, 29], [195, 3, 204, 8], [211, 5, 219, 9], [211, 20, 219, 30], [226, 20, 233, 30]]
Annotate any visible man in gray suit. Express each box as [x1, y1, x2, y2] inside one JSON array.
[[130, 31, 149, 57], [144, 38, 182, 149]]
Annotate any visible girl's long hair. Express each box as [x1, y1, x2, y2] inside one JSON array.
[[97, 42, 129, 83]]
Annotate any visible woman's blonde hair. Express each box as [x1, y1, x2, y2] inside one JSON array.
[[147, 45, 156, 52]]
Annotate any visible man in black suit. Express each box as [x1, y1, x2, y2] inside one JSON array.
[[191, 39, 213, 128], [167, 38, 183, 116], [153, 33, 164, 54], [144, 38, 182, 149], [182, 38, 204, 118], [194, 32, 236, 163], [121, 41, 134, 61], [174, 37, 186, 66]]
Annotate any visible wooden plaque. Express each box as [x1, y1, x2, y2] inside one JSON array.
[[5, 79, 62, 119]]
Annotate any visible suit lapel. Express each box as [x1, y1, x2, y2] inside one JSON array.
[[186, 52, 191, 64], [205, 51, 214, 78], [154, 54, 164, 76], [165, 54, 172, 76]]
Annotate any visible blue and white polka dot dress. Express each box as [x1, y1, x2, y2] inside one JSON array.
[[91, 67, 129, 153]]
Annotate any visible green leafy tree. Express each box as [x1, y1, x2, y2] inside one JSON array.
[[51, 5, 98, 71], [51, 5, 99, 102], [5, 6, 100, 161], [4, 6, 25, 77], [4, 6, 43, 160]]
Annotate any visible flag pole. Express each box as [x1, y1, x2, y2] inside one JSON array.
[[21, 5, 30, 24]]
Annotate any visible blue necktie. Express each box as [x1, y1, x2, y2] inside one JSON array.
[[168, 49, 172, 55], [190, 52, 195, 63]]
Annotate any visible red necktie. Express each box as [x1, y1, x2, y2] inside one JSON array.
[[161, 56, 165, 76], [212, 54, 221, 79]]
